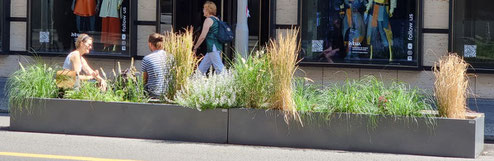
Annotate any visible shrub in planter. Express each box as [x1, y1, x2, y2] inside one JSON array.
[[7, 62, 59, 112], [175, 69, 238, 110], [109, 61, 147, 103]]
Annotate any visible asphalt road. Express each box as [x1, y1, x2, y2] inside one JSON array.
[[1, 113, 494, 161]]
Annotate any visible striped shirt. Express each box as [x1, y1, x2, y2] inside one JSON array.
[[142, 50, 174, 97]]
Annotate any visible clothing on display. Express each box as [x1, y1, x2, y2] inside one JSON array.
[[73, 0, 99, 32], [365, 0, 396, 61], [99, 0, 123, 18], [100, 0, 124, 50], [342, 0, 366, 60], [101, 17, 121, 49]]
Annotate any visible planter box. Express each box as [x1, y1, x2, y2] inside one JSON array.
[[228, 108, 485, 158], [10, 98, 228, 143]]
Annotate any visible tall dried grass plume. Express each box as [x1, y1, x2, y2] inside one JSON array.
[[267, 28, 301, 123], [433, 53, 469, 119], [162, 28, 199, 100]]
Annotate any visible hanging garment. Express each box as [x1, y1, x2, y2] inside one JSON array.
[[100, 0, 123, 47], [73, 0, 97, 17], [365, 0, 396, 61], [101, 17, 121, 48], [99, 0, 123, 18]]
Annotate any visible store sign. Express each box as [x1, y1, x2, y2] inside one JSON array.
[[300, 0, 419, 66]]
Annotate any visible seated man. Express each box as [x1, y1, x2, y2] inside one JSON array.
[[142, 33, 174, 99]]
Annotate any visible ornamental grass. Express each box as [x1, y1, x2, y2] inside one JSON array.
[[232, 50, 274, 109], [433, 53, 469, 119], [293, 76, 436, 122], [162, 28, 199, 101], [266, 28, 301, 123], [7, 62, 59, 112]]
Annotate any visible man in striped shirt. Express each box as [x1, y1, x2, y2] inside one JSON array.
[[142, 33, 174, 98]]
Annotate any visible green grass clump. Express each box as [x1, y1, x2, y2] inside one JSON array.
[[7, 62, 59, 112], [232, 51, 274, 109], [293, 76, 435, 118], [175, 70, 238, 110], [292, 78, 324, 114], [64, 81, 123, 102]]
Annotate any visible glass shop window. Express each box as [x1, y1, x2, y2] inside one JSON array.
[[160, 0, 173, 33], [0, 1, 3, 51], [300, 0, 419, 66], [30, 0, 131, 56], [452, 0, 494, 69]]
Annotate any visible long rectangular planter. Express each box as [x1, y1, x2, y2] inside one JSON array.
[[10, 98, 229, 143], [228, 108, 484, 158]]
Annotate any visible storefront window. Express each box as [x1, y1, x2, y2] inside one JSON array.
[[0, 1, 3, 51], [160, 0, 173, 33], [30, 0, 131, 56], [300, 0, 419, 66], [453, 0, 494, 69]]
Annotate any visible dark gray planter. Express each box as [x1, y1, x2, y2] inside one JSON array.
[[10, 98, 228, 143], [228, 108, 484, 158]]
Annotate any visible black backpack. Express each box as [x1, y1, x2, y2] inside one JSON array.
[[211, 17, 234, 43]]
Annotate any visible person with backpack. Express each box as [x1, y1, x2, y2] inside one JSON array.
[[193, 1, 225, 74]]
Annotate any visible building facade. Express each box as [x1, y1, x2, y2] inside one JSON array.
[[1, 0, 493, 98]]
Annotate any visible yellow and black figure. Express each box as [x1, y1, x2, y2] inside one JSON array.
[[342, 0, 367, 60], [365, 0, 396, 61]]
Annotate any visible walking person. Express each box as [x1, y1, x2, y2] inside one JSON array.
[[193, 1, 224, 74], [142, 33, 174, 99]]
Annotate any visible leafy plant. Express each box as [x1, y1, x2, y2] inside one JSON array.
[[7, 62, 59, 112], [110, 60, 147, 103], [175, 69, 238, 110], [232, 51, 274, 109], [163, 28, 199, 101], [64, 81, 123, 102]]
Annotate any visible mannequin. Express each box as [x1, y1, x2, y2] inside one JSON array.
[[72, 0, 100, 32], [365, 0, 396, 61], [100, 0, 124, 51]]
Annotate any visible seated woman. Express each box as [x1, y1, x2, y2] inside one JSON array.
[[142, 33, 174, 99], [62, 33, 106, 90]]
